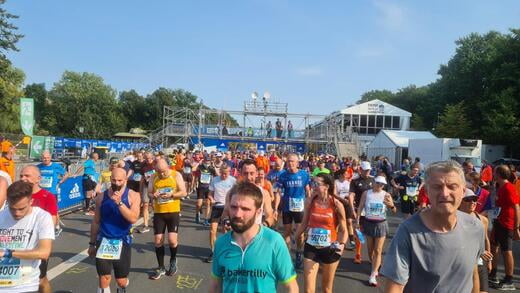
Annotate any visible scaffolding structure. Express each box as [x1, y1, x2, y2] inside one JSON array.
[[150, 97, 359, 156]]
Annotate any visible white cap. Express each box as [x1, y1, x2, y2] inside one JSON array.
[[375, 176, 387, 185], [464, 188, 478, 199], [360, 161, 371, 171]]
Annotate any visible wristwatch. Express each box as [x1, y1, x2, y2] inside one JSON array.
[[117, 201, 124, 207]]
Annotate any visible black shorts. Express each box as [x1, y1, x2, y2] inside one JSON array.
[[182, 173, 193, 182], [39, 259, 48, 279], [210, 206, 225, 223], [82, 177, 97, 192], [95, 242, 131, 279], [303, 243, 341, 264], [127, 180, 140, 192], [282, 211, 304, 225], [153, 212, 180, 235], [492, 220, 513, 252], [400, 198, 416, 215], [197, 186, 210, 200], [477, 264, 489, 292]]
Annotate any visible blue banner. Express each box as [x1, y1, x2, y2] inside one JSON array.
[[58, 176, 85, 211]]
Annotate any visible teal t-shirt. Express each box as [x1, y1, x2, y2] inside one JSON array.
[[212, 225, 296, 292]]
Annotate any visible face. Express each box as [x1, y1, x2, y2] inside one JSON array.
[[241, 164, 257, 183], [426, 171, 465, 215], [361, 169, 370, 178], [464, 164, 474, 174], [229, 195, 259, 233], [311, 177, 328, 195], [459, 196, 477, 214], [220, 167, 230, 180], [111, 170, 127, 191], [137, 152, 144, 161], [145, 153, 154, 163], [20, 168, 40, 186], [9, 197, 33, 220], [288, 155, 298, 171], [92, 153, 99, 161], [257, 169, 265, 181], [156, 165, 170, 179], [41, 153, 52, 165], [374, 182, 384, 191], [410, 167, 419, 177]]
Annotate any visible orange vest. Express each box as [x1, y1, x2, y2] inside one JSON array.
[[308, 197, 338, 243]]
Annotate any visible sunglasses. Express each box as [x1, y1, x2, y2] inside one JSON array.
[[463, 197, 478, 203], [311, 181, 326, 188]]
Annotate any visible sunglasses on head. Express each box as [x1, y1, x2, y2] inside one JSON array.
[[463, 197, 478, 203]]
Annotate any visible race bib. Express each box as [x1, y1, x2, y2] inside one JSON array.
[[200, 173, 211, 184], [40, 176, 53, 188], [0, 258, 21, 287], [406, 186, 418, 196], [96, 238, 123, 260], [145, 170, 155, 178], [366, 202, 385, 220], [307, 228, 331, 247], [132, 173, 142, 182], [338, 188, 349, 199], [183, 167, 192, 174], [288, 197, 304, 212], [157, 187, 174, 204]]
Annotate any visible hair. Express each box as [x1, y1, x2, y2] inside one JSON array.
[[316, 173, 334, 195], [228, 181, 263, 209], [467, 171, 481, 186], [220, 164, 230, 171], [495, 165, 511, 181], [239, 158, 257, 171], [425, 160, 465, 185], [7, 181, 33, 203]]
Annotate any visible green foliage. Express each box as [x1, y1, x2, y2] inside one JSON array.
[[435, 102, 472, 138], [0, 58, 24, 132], [0, 0, 23, 58]]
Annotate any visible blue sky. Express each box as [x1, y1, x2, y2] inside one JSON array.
[[5, 0, 520, 116]]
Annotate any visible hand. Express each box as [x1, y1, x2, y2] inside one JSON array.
[[334, 243, 345, 256], [111, 190, 122, 203], [481, 251, 493, 262], [383, 196, 393, 207], [88, 246, 96, 258], [399, 186, 405, 190], [153, 191, 160, 198], [160, 192, 172, 199], [514, 228, 520, 241]]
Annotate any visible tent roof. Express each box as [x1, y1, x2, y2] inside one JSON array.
[[380, 130, 436, 147], [340, 99, 412, 117]]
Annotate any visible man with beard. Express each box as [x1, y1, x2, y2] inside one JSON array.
[[209, 181, 298, 293]]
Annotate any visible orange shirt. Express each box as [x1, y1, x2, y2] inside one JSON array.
[[0, 157, 15, 182], [481, 165, 493, 183], [175, 154, 184, 172], [0, 140, 13, 153], [308, 197, 337, 244], [255, 156, 270, 173]]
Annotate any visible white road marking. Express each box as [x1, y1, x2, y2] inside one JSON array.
[[48, 217, 144, 281]]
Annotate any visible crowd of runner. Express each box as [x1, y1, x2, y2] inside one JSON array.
[[0, 143, 519, 292]]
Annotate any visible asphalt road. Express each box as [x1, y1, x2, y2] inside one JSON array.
[[48, 197, 520, 293]]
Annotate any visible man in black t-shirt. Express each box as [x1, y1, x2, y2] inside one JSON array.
[[194, 156, 217, 225], [128, 152, 145, 192], [391, 163, 423, 218]]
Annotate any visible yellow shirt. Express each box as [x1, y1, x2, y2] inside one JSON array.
[[152, 171, 180, 213]]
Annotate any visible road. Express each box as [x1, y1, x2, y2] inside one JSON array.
[[48, 197, 520, 292]]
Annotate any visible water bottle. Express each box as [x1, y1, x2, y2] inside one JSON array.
[[355, 228, 365, 244]]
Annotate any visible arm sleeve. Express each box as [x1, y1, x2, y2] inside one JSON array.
[[38, 211, 56, 240], [380, 223, 411, 285], [273, 234, 297, 284]]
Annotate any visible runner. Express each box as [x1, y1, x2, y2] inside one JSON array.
[[459, 188, 493, 293], [88, 167, 141, 293], [256, 167, 274, 205], [334, 168, 355, 250], [128, 151, 144, 194], [391, 163, 422, 219], [81, 152, 100, 216], [205, 164, 236, 263], [295, 173, 347, 293], [356, 176, 396, 287], [0, 181, 54, 293], [311, 161, 330, 177], [0, 140, 15, 182], [349, 161, 375, 264], [136, 152, 155, 233], [37, 150, 68, 235], [209, 181, 298, 293], [381, 160, 484, 292], [19, 165, 58, 293], [194, 156, 217, 225], [489, 165, 520, 290], [182, 154, 194, 196], [276, 153, 311, 269], [148, 159, 187, 280]]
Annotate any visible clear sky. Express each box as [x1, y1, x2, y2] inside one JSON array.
[[5, 0, 520, 116]]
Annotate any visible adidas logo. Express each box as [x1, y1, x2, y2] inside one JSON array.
[[69, 183, 81, 199]]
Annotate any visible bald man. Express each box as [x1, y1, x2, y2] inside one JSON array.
[[148, 159, 186, 280], [88, 167, 141, 293], [20, 165, 58, 293]]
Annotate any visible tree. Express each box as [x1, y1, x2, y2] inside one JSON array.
[[48, 71, 127, 138], [435, 102, 472, 138], [0, 0, 23, 59], [0, 59, 24, 132]]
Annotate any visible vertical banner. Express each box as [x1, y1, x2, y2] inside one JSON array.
[[20, 98, 34, 136], [29, 136, 45, 159]]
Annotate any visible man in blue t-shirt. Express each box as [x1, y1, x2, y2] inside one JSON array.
[[210, 181, 298, 293], [267, 158, 285, 185], [275, 153, 310, 269]]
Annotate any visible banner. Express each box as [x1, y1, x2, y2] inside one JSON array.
[[20, 98, 34, 136], [58, 176, 85, 211], [29, 136, 45, 159]]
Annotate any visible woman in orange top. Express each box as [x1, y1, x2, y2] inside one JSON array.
[[256, 168, 274, 203], [295, 173, 347, 293]]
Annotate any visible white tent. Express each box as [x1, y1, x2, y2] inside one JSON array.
[[367, 130, 436, 166]]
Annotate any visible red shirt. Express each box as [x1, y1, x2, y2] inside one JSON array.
[[475, 187, 490, 214], [32, 189, 58, 216], [418, 186, 430, 206], [497, 182, 520, 230]]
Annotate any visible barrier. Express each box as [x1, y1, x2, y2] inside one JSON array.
[[58, 176, 85, 214]]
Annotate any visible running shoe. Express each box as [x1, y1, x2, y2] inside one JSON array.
[[353, 254, 362, 264], [139, 226, 150, 233], [203, 219, 210, 226], [205, 253, 213, 263], [368, 273, 378, 287], [346, 241, 355, 250], [195, 212, 200, 224], [55, 227, 63, 237], [294, 252, 303, 269], [166, 259, 178, 276], [489, 275, 500, 286], [149, 267, 166, 280], [495, 280, 515, 290]]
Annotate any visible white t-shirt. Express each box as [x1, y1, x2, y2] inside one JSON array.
[[0, 207, 54, 292], [0, 171, 11, 186], [335, 179, 350, 199], [209, 176, 236, 206]]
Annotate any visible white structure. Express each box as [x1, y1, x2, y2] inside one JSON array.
[[409, 138, 482, 167], [367, 130, 436, 166], [308, 99, 413, 153]]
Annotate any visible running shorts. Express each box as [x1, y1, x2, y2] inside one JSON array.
[[303, 243, 341, 264], [210, 206, 225, 223], [82, 177, 97, 192], [95, 242, 131, 279], [492, 220, 513, 252], [197, 186, 210, 200], [400, 198, 416, 215], [282, 211, 304, 225], [153, 212, 180, 234]]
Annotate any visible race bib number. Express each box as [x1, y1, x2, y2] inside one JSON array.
[[183, 167, 192, 174], [145, 170, 155, 178], [157, 187, 173, 204], [366, 202, 385, 220], [200, 173, 211, 184], [0, 258, 21, 287], [96, 238, 123, 260], [288, 197, 304, 212], [406, 186, 418, 196], [307, 228, 331, 247], [132, 173, 142, 182], [40, 176, 53, 188]]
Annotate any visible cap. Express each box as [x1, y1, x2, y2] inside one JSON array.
[[259, 150, 265, 156], [463, 188, 479, 200], [109, 157, 120, 165], [216, 152, 223, 157], [360, 161, 371, 171], [375, 176, 387, 185]]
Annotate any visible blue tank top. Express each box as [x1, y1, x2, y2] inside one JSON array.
[[98, 188, 132, 244]]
